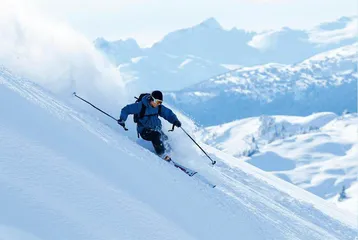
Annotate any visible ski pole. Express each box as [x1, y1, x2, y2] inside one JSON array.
[[170, 125, 216, 165], [73, 92, 128, 131]]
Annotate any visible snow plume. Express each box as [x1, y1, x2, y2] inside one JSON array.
[[0, 2, 206, 161], [0, 1, 126, 106]]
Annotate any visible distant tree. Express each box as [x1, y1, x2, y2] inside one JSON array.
[[258, 115, 277, 143], [338, 185, 348, 202], [342, 109, 350, 115], [242, 135, 259, 157]]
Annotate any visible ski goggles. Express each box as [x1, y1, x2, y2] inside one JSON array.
[[151, 96, 163, 104]]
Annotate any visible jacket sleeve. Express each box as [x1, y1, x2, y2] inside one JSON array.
[[119, 102, 142, 121], [159, 105, 179, 124]]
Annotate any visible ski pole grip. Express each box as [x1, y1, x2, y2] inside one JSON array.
[[168, 124, 175, 132]]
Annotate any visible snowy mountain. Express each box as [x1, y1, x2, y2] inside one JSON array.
[[94, 37, 143, 65], [149, 17, 257, 65], [153, 16, 357, 65], [94, 16, 357, 91], [97, 16, 357, 66], [197, 112, 358, 215], [166, 43, 357, 126], [118, 53, 228, 92], [310, 16, 358, 46], [248, 16, 357, 63], [1, 64, 357, 240]]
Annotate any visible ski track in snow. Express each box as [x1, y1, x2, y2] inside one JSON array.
[[0, 69, 357, 240]]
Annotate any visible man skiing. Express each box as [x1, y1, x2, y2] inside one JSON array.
[[117, 90, 181, 161]]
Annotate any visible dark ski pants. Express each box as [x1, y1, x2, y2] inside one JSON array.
[[140, 128, 168, 156]]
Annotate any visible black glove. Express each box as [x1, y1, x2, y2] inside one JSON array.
[[174, 120, 181, 128], [117, 119, 126, 128]]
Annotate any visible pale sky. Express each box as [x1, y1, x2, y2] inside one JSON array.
[[11, 0, 358, 47]]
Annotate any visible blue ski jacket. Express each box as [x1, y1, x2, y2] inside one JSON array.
[[119, 95, 179, 133]]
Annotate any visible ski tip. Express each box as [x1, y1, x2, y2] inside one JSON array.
[[73, 92, 76, 95]]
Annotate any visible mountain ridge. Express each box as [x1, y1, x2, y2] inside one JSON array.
[[166, 43, 357, 126], [95, 15, 357, 90]]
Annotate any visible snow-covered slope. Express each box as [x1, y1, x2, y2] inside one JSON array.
[[1, 5, 357, 239], [198, 112, 358, 216], [167, 43, 357, 126], [1, 65, 357, 239]]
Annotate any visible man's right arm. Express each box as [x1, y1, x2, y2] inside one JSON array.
[[119, 102, 142, 122]]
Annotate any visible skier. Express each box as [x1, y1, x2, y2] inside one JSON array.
[[117, 90, 181, 161]]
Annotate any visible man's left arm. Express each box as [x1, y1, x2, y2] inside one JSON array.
[[160, 105, 181, 127]]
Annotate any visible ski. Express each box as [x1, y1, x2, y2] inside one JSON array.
[[169, 160, 216, 188], [170, 160, 197, 177], [193, 174, 216, 188]]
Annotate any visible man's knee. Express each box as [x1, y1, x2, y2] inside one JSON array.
[[151, 131, 162, 144], [140, 129, 166, 155]]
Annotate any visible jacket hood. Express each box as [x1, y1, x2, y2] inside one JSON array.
[[141, 94, 152, 108]]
